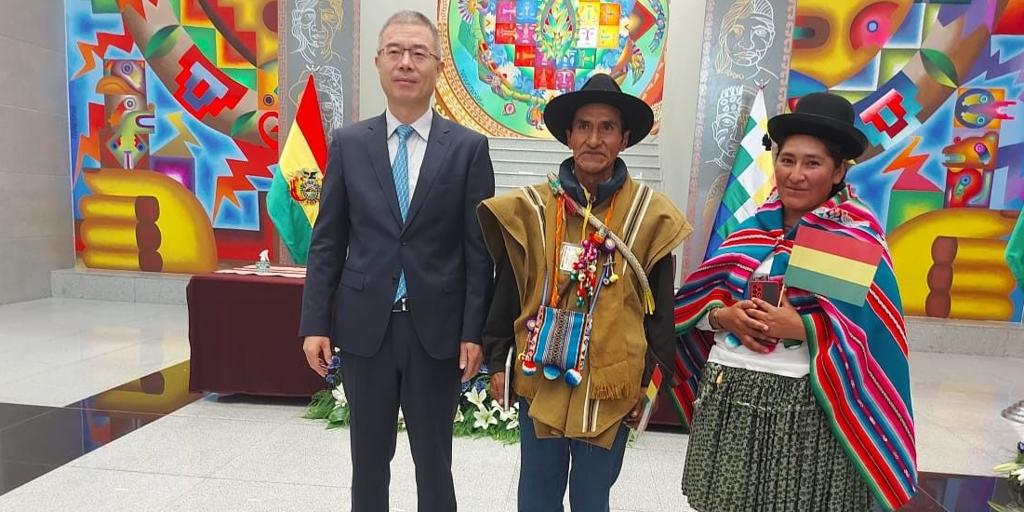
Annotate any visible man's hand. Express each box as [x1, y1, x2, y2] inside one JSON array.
[[303, 336, 332, 377], [716, 300, 776, 353], [460, 342, 483, 383], [489, 371, 509, 407], [624, 399, 644, 429], [748, 295, 807, 342]]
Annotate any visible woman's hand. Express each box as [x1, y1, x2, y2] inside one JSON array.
[[748, 295, 807, 342], [715, 300, 777, 353]]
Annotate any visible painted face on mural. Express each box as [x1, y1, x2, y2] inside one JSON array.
[[715, 0, 777, 80], [375, 23, 443, 109], [713, 112, 740, 158], [774, 134, 847, 215], [726, 14, 774, 67], [567, 103, 630, 179], [292, 0, 343, 61], [314, 66, 346, 130], [710, 86, 745, 166], [791, 0, 913, 87]]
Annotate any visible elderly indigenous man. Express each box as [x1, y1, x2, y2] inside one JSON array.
[[478, 73, 692, 511]]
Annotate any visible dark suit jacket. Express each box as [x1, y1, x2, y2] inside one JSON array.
[[299, 112, 495, 360]]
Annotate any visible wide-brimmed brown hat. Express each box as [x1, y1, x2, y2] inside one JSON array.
[[543, 73, 654, 147]]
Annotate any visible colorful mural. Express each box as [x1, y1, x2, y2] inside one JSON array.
[[787, 0, 1024, 322], [283, 0, 358, 136], [434, 0, 670, 137], [66, 0, 281, 273], [682, 0, 795, 272]]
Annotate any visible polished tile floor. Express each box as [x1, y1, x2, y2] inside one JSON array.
[[0, 298, 1021, 511]]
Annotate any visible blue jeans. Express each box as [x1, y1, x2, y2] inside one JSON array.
[[517, 399, 630, 512]]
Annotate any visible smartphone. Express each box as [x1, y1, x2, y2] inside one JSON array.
[[748, 278, 784, 307]]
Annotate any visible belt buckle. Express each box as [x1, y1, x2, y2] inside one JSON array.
[[392, 297, 409, 312]]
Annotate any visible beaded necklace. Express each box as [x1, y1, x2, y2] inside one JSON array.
[[548, 187, 619, 310]]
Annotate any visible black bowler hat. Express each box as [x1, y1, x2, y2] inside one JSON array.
[[543, 73, 654, 148], [767, 92, 869, 159]]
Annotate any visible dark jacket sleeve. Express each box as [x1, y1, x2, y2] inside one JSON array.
[[299, 129, 348, 337], [642, 255, 676, 387], [482, 247, 519, 373], [461, 136, 496, 343]]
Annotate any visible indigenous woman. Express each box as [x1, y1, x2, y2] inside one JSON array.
[[675, 92, 917, 511]]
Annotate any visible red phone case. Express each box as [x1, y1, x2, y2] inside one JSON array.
[[749, 279, 783, 306]]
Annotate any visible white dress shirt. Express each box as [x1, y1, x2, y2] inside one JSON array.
[[697, 255, 811, 378], [385, 108, 433, 199]]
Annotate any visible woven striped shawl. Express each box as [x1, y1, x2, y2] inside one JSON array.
[[673, 186, 917, 511]]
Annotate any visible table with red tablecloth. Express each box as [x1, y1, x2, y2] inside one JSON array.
[[186, 267, 685, 428], [186, 269, 324, 397]]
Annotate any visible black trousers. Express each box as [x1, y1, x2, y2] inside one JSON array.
[[340, 311, 462, 512]]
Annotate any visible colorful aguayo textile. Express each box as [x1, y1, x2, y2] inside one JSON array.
[[672, 187, 917, 511]]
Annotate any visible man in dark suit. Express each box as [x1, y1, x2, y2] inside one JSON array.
[[300, 10, 494, 511]]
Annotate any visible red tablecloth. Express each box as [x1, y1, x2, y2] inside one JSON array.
[[186, 272, 324, 396], [186, 271, 685, 429]]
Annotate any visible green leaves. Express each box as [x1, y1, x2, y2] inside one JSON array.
[[326, 406, 350, 428], [302, 389, 336, 420], [230, 111, 259, 137], [304, 372, 521, 443], [920, 48, 959, 88], [539, 0, 576, 59], [145, 25, 182, 60]]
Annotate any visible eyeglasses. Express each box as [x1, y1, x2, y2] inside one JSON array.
[[378, 44, 440, 65]]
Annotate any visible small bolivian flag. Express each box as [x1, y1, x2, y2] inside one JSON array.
[[634, 364, 663, 440], [645, 365, 663, 403], [785, 227, 883, 306]]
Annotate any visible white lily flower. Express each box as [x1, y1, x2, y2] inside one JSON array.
[[504, 409, 519, 429], [454, 408, 465, 423], [465, 387, 489, 412], [332, 387, 347, 407], [473, 408, 498, 430], [1012, 466, 1024, 482], [494, 401, 517, 422]]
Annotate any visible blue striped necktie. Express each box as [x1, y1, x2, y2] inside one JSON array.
[[393, 124, 413, 301]]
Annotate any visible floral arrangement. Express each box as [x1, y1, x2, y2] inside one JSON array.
[[990, 442, 1024, 512], [304, 349, 520, 444]]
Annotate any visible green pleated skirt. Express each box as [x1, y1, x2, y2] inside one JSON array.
[[681, 363, 874, 512]]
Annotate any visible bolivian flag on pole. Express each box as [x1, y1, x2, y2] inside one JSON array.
[[785, 227, 883, 306], [634, 365, 663, 441], [268, 75, 329, 265]]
